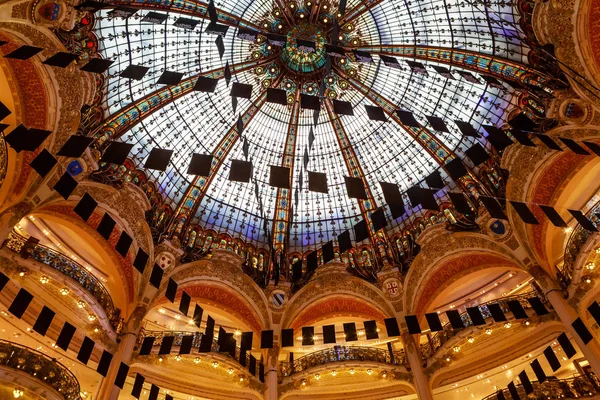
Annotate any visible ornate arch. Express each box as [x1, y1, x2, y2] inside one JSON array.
[[502, 125, 600, 270], [405, 231, 526, 315], [165, 257, 272, 331], [154, 284, 265, 334], [281, 268, 395, 329], [290, 296, 388, 330], [0, 22, 93, 210], [31, 182, 155, 309]]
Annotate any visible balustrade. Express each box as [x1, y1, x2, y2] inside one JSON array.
[[482, 375, 600, 399], [136, 328, 220, 354], [3, 231, 123, 332], [420, 291, 551, 359], [280, 345, 407, 376], [0, 339, 81, 400], [561, 199, 600, 288]]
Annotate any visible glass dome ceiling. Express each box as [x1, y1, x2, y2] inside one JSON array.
[[93, 0, 533, 251]]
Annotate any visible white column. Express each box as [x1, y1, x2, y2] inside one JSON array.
[[533, 266, 600, 375], [96, 331, 138, 400], [265, 360, 278, 400], [264, 344, 279, 400], [546, 289, 600, 374], [402, 332, 434, 400]]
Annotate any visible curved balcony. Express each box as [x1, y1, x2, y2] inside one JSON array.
[[280, 345, 407, 377], [0, 339, 81, 400], [136, 328, 260, 370], [420, 291, 552, 359], [3, 231, 123, 332], [561, 199, 600, 288], [0, 135, 7, 186], [482, 375, 600, 399], [137, 328, 218, 352]]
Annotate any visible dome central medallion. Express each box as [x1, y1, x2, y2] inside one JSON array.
[[280, 22, 327, 73]]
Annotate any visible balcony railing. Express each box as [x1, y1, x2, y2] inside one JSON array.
[[0, 135, 7, 187], [137, 328, 221, 355], [136, 328, 257, 377], [561, 199, 600, 288], [280, 345, 407, 377], [420, 291, 551, 359], [4, 231, 123, 332], [0, 339, 81, 400], [482, 375, 600, 399]]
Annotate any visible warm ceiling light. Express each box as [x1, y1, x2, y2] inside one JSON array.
[[445, 356, 451, 362], [299, 13, 305, 18], [228, 367, 234, 374], [338, 35, 343, 40], [301, 379, 306, 386], [239, 376, 245, 382], [381, 371, 387, 378], [349, 368, 355, 375], [60, 288, 70, 296], [278, 24, 283, 29], [586, 262, 595, 270], [307, 1, 312, 5], [275, 10, 280, 16], [212, 361, 219, 368], [323, 4, 328, 9], [485, 328, 492, 335], [40, 276, 49, 284], [290, 3, 295, 8], [77, 300, 86, 308], [314, 373, 320, 380], [158, 308, 166, 314], [331, 370, 337, 376], [453, 346, 460, 353], [586, 277, 592, 283], [194, 357, 201, 364], [13, 389, 23, 398], [88, 315, 96, 321], [467, 336, 474, 343], [175, 355, 182, 361], [504, 322, 512, 329], [525, 321, 530, 326], [323, 17, 328, 23], [234, 330, 241, 336], [366, 369, 373, 375], [158, 357, 163, 362], [263, 23, 269, 28]]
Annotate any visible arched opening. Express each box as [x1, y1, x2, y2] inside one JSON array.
[[22, 209, 133, 314]]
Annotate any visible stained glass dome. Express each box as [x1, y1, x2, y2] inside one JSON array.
[[92, 0, 541, 253]]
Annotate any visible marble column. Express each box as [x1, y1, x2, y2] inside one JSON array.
[[532, 266, 600, 375], [402, 332, 434, 400], [96, 306, 147, 400], [264, 345, 280, 400]]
